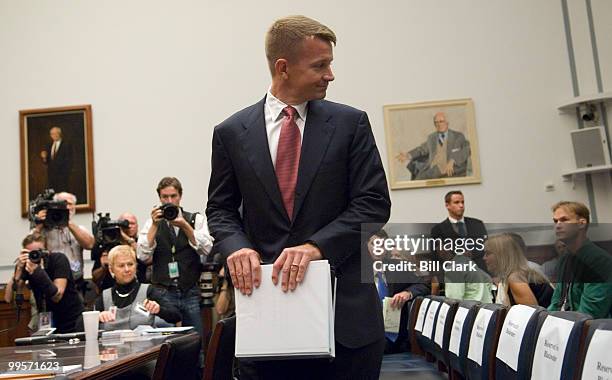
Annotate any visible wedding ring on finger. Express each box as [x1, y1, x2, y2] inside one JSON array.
[[290, 264, 299, 271]]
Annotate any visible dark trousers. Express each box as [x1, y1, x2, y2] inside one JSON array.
[[238, 337, 385, 380]]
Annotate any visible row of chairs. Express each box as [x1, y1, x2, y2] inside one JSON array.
[[409, 295, 612, 380]]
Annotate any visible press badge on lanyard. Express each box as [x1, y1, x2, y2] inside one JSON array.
[[168, 245, 179, 278]]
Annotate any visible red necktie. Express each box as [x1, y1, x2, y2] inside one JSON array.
[[275, 106, 301, 220]]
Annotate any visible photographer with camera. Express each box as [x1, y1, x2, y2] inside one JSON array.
[[33, 192, 94, 287], [13, 232, 84, 333], [92, 212, 148, 292], [137, 177, 213, 338]]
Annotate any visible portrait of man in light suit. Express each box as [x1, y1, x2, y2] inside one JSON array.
[[396, 112, 471, 180], [206, 15, 391, 380]]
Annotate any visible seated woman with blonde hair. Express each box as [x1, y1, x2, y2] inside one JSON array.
[[96, 245, 180, 329], [484, 233, 553, 307]]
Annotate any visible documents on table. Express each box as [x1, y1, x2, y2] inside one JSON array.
[[235, 260, 336, 359]]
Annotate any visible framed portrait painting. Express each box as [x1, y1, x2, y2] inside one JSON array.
[[20, 105, 95, 216], [383, 98, 481, 190]]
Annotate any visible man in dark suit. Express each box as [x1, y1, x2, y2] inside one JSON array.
[[206, 15, 391, 379], [430, 190, 489, 286], [40, 126, 72, 192], [396, 112, 471, 180]]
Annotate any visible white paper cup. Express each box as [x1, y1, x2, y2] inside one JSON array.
[[82, 311, 100, 342], [83, 339, 100, 369]]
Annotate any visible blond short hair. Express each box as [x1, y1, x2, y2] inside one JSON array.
[[551, 201, 590, 224], [108, 245, 136, 267], [265, 15, 336, 75]]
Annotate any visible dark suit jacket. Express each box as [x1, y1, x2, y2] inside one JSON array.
[[206, 96, 391, 348], [430, 217, 488, 271], [45, 140, 73, 192]]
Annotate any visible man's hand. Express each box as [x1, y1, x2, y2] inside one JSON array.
[[395, 152, 411, 163], [151, 206, 164, 224], [25, 259, 39, 274], [17, 251, 29, 269], [40, 151, 48, 163], [143, 299, 160, 314], [169, 212, 189, 230], [272, 243, 323, 292], [390, 290, 413, 309], [227, 248, 261, 295], [444, 159, 455, 177]]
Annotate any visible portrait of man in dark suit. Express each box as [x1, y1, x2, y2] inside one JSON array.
[[40, 126, 73, 193], [20, 105, 94, 215], [206, 15, 391, 379]]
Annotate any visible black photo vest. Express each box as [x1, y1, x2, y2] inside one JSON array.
[[151, 211, 201, 290]]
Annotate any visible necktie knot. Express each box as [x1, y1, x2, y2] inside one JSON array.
[[283, 106, 296, 120]]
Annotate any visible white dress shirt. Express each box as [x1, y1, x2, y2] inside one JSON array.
[[137, 211, 213, 261]]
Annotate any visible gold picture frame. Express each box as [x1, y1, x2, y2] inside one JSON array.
[[383, 98, 481, 190], [20, 105, 95, 216]]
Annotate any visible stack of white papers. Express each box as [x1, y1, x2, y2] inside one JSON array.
[[235, 260, 335, 359], [382, 297, 401, 334]]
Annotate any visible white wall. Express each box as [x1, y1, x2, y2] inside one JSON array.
[[1, 0, 610, 274]]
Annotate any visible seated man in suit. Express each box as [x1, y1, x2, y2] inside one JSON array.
[[368, 230, 430, 354], [396, 112, 470, 180]]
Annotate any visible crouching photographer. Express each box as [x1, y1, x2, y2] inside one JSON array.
[[31, 191, 94, 292], [13, 232, 84, 333], [91, 212, 147, 292]]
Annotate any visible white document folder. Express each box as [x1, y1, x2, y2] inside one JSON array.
[[235, 260, 335, 359]]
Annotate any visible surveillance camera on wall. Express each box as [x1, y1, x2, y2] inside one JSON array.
[[579, 103, 598, 122]]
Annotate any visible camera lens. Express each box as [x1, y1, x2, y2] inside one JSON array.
[[161, 204, 179, 221], [28, 249, 44, 264]]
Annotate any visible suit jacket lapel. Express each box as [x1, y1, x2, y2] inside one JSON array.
[[240, 96, 287, 220], [292, 100, 335, 220], [441, 218, 458, 237]]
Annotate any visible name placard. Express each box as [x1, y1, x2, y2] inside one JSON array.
[[415, 298, 431, 332], [581, 330, 612, 380], [422, 301, 441, 339], [495, 305, 536, 371], [434, 303, 451, 347], [449, 306, 470, 355], [467, 308, 493, 366], [531, 315, 575, 380]]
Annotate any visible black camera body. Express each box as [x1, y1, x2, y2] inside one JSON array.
[[93, 213, 129, 252], [28, 249, 49, 264], [160, 203, 179, 221], [29, 189, 69, 229]]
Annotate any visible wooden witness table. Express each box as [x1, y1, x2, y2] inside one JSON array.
[[0, 333, 186, 379]]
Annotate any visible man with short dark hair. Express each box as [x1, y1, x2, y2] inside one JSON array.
[[207, 15, 391, 379], [137, 177, 213, 337], [14, 232, 84, 333], [430, 191, 491, 301], [548, 201, 612, 318]]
